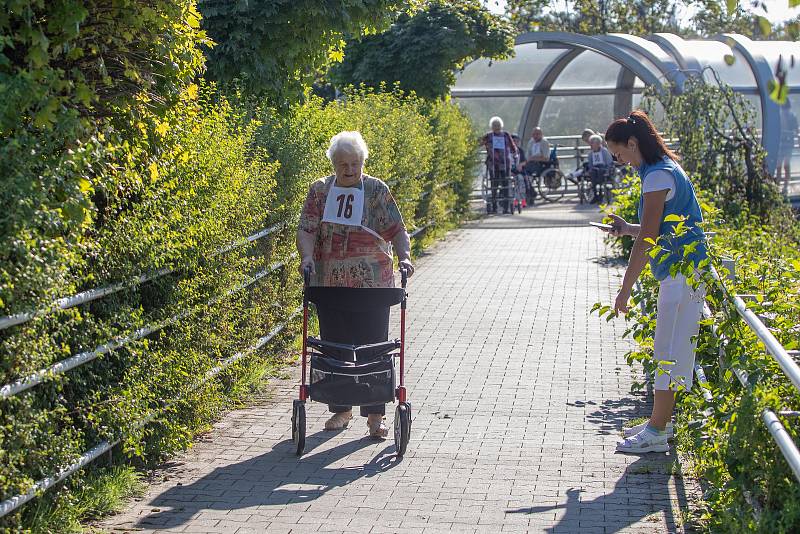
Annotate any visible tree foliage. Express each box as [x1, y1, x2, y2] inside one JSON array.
[[504, 0, 797, 39], [505, 0, 683, 35], [197, 0, 405, 103], [331, 0, 514, 100], [641, 71, 787, 220]]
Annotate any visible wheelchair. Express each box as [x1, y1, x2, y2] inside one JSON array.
[[525, 145, 567, 203]]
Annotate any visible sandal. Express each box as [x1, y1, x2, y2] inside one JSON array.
[[367, 416, 389, 439], [324, 411, 352, 431]]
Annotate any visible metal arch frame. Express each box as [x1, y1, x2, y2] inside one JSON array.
[[614, 66, 637, 120], [600, 33, 686, 90], [649, 33, 703, 73], [515, 32, 666, 89], [714, 33, 781, 173], [517, 47, 583, 141], [515, 32, 666, 141]]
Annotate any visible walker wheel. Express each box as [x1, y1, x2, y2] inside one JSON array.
[[394, 402, 412, 457], [292, 400, 306, 456]]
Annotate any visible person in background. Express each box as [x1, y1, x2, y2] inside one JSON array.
[[777, 101, 797, 195], [481, 116, 517, 214], [586, 134, 614, 203], [522, 127, 550, 178], [511, 133, 529, 208]]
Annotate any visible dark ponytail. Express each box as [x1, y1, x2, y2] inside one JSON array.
[[605, 110, 678, 164]]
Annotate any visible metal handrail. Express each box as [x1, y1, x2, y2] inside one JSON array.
[[0, 308, 301, 518], [0, 258, 293, 400], [711, 267, 800, 393], [409, 209, 457, 239], [0, 222, 287, 332], [707, 265, 800, 483]]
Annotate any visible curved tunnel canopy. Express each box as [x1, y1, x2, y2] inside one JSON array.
[[452, 31, 800, 173]]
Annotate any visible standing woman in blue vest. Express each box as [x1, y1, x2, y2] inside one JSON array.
[[602, 110, 707, 453]]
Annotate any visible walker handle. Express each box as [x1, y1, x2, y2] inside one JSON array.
[[303, 264, 311, 287], [400, 265, 408, 289]]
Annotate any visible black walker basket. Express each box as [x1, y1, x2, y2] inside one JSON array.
[[293, 268, 411, 457]]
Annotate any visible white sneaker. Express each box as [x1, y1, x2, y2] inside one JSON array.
[[624, 421, 673, 438], [616, 429, 669, 454]]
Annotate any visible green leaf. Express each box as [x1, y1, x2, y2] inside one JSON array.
[[724, 54, 736, 66], [77, 178, 92, 194], [664, 214, 685, 222], [726, 0, 738, 14], [791, 0, 800, 8], [769, 79, 789, 105], [757, 16, 772, 37]]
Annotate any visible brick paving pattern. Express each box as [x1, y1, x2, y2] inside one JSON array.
[[102, 200, 695, 533]]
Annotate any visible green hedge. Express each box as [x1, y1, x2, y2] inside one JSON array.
[[0, 84, 477, 531], [1, 2, 477, 529]]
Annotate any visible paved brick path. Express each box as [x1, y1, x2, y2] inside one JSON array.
[[102, 200, 695, 533]]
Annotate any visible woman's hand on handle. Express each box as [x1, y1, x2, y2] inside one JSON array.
[[399, 259, 415, 278], [299, 257, 315, 277]]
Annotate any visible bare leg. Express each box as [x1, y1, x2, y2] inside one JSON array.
[[649, 390, 676, 430]]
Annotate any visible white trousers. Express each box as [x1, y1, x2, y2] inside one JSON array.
[[653, 273, 705, 391]]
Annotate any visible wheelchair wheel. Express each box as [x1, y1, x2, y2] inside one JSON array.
[[537, 168, 567, 202], [292, 400, 306, 456], [577, 178, 592, 204], [394, 402, 411, 457]]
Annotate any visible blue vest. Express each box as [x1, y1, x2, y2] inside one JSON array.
[[637, 157, 708, 281]]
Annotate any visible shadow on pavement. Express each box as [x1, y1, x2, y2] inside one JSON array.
[[584, 395, 652, 436], [136, 433, 399, 529], [506, 456, 681, 533]]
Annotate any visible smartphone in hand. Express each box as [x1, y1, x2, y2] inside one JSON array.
[[589, 221, 613, 231]]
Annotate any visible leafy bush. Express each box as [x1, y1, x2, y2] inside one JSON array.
[[641, 74, 788, 221]]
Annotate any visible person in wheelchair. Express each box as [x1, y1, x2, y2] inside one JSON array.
[[586, 134, 614, 203], [296, 130, 415, 438], [521, 127, 551, 177]]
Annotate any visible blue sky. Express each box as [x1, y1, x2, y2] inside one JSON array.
[[484, 0, 800, 24]]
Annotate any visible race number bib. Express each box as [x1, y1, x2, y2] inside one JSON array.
[[322, 185, 365, 226], [492, 134, 506, 150]]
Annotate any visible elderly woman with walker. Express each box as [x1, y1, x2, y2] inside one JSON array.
[[598, 110, 708, 453], [296, 131, 414, 441]]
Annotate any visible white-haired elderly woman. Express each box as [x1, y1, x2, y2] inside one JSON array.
[[586, 134, 614, 203], [481, 116, 517, 214], [296, 131, 414, 438]]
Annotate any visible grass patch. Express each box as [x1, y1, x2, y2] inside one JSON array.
[[23, 465, 145, 533]]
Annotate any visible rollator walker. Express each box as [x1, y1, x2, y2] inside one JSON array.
[[293, 266, 412, 457]]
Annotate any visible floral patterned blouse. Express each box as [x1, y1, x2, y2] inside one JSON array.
[[299, 175, 406, 288]]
